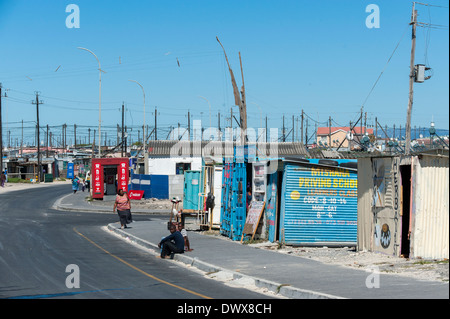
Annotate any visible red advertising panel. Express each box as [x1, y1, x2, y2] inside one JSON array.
[[92, 161, 104, 199], [118, 161, 129, 193], [129, 190, 144, 200]]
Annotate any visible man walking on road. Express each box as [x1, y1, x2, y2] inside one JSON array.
[[158, 224, 184, 259]]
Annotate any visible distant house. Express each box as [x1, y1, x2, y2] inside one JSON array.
[[316, 126, 374, 149]]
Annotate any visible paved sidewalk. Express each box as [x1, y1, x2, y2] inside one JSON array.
[[54, 193, 449, 299]]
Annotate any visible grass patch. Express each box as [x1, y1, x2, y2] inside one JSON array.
[[413, 259, 449, 265], [276, 284, 291, 293], [6, 177, 31, 183]]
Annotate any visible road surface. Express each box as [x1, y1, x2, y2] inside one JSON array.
[[0, 185, 274, 300]]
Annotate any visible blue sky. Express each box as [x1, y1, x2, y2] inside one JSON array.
[[0, 0, 448, 145]]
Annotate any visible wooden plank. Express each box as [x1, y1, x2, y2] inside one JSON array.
[[240, 201, 265, 242]]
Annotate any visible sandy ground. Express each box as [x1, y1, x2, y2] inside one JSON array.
[[199, 230, 449, 283], [0, 180, 72, 194]]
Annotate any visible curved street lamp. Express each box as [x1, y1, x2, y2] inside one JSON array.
[[129, 80, 148, 174], [78, 47, 102, 157]]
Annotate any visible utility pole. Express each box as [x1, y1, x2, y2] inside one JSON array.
[[0, 83, 3, 174], [265, 116, 268, 143], [187, 110, 191, 141], [305, 118, 308, 146], [46, 125, 49, 158], [21, 119, 23, 156], [375, 117, 378, 143], [230, 107, 233, 133], [218, 111, 221, 141], [121, 103, 125, 157], [64, 124, 67, 152], [154, 106, 158, 140], [74, 124, 77, 149], [328, 116, 332, 147], [292, 115, 295, 143], [364, 112, 367, 135], [301, 109, 304, 144], [405, 2, 417, 155], [32, 92, 43, 183], [360, 107, 363, 141]]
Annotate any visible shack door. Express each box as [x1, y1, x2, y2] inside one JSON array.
[[266, 172, 279, 243], [231, 162, 246, 241]]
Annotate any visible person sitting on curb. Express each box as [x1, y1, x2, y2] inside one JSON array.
[[158, 224, 184, 259], [177, 222, 193, 252]]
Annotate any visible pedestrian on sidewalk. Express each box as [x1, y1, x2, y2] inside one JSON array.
[[158, 224, 184, 259], [71, 176, 80, 194], [177, 222, 193, 252], [113, 188, 131, 229], [1, 171, 6, 187]]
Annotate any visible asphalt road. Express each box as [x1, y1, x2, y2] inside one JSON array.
[[0, 185, 274, 300]]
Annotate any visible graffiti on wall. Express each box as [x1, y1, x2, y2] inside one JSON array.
[[373, 157, 401, 255], [392, 157, 400, 254], [372, 159, 385, 207]]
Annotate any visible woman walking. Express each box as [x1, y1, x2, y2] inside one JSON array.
[[71, 176, 80, 194], [113, 188, 131, 229]]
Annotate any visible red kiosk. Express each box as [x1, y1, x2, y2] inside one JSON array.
[[91, 158, 129, 199]]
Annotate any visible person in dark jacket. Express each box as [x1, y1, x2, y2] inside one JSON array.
[[158, 224, 184, 259]]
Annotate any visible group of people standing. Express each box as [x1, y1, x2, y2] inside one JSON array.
[[72, 179, 192, 258], [112, 187, 193, 258]]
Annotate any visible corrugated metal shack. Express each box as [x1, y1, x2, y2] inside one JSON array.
[[357, 151, 449, 259], [278, 158, 358, 246], [220, 143, 308, 241], [220, 141, 359, 245]]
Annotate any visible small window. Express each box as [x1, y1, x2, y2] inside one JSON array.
[[176, 163, 191, 175]]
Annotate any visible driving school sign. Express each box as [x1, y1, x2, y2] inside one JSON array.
[[280, 161, 358, 245]]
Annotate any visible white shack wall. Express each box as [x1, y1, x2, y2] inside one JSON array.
[[411, 155, 449, 259], [147, 157, 202, 175]]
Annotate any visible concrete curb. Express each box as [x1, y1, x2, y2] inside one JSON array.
[[105, 223, 344, 300]]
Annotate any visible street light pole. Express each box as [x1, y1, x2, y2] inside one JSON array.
[[0, 83, 3, 174], [78, 47, 102, 157], [129, 80, 148, 174]]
